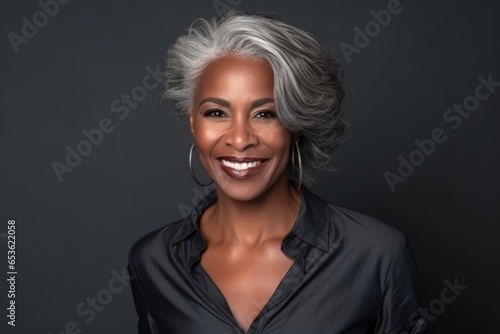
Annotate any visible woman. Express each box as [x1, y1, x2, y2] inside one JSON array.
[[128, 11, 425, 334]]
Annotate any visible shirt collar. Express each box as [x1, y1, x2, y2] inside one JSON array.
[[172, 184, 330, 253]]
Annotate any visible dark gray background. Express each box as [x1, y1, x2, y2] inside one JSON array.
[[1, 0, 499, 333]]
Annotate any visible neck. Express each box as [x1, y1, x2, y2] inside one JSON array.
[[206, 176, 302, 247]]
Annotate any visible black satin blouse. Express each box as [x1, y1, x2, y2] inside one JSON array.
[[128, 186, 425, 333]]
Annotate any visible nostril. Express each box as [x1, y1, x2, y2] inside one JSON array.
[[224, 125, 259, 149]]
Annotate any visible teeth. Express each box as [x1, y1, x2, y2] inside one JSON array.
[[221, 159, 263, 170]]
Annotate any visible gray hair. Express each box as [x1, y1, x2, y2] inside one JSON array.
[[162, 11, 350, 187]]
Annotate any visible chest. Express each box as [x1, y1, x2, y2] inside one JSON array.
[[200, 244, 295, 332]]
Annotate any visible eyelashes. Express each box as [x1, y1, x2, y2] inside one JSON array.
[[203, 109, 225, 117], [255, 110, 277, 119], [202, 109, 277, 119]]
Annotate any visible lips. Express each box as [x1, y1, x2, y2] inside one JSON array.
[[221, 159, 263, 170], [216, 157, 268, 179]]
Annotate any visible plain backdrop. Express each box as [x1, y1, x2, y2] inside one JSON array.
[[1, 0, 499, 333]]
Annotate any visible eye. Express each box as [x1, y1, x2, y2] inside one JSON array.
[[203, 109, 226, 117], [254, 110, 277, 119]]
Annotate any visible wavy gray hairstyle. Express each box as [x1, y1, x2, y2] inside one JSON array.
[[162, 11, 350, 187]]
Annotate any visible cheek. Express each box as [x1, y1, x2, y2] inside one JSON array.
[[268, 119, 286, 133], [258, 118, 289, 142], [192, 120, 222, 158], [261, 126, 291, 161]]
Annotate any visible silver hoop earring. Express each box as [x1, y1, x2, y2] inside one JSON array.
[[189, 142, 213, 187], [291, 140, 302, 191]]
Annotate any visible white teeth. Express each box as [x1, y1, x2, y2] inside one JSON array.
[[221, 159, 262, 170]]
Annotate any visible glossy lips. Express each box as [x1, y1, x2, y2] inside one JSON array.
[[217, 157, 268, 179]]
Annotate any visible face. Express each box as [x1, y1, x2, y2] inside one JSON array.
[[189, 55, 292, 201]]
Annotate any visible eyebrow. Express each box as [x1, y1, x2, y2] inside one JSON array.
[[198, 97, 274, 108]]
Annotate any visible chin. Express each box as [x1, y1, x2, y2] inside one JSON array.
[[209, 158, 289, 202], [214, 173, 290, 203], [215, 181, 268, 202]]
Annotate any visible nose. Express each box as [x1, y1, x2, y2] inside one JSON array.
[[224, 118, 258, 151]]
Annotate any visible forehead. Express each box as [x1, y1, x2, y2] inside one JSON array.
[[202, 54, 272, 73], [194, 55, 274, 99]]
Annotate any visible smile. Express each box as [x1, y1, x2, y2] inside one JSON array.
[[216, 158, 268, 179], [221, 159, 263, 170]]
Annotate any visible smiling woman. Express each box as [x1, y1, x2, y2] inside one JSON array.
[[127, 11, 425, 334]]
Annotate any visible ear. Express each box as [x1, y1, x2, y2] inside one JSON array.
[[189, 109, 194, 136]]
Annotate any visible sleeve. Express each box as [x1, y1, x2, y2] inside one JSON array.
[[374, 234, 427, 334], [128, 254, 158, 333]]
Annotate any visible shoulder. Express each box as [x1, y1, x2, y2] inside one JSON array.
[[318, 198, 410, 267], [301, 187, 408, 254], [324, 202, 415, 284], [128, 217, 192, 266], [304, 187, 406, 247], [128, 186, 216, 273], [301, 187, 409, 263], [327, 203, 406, 246]]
